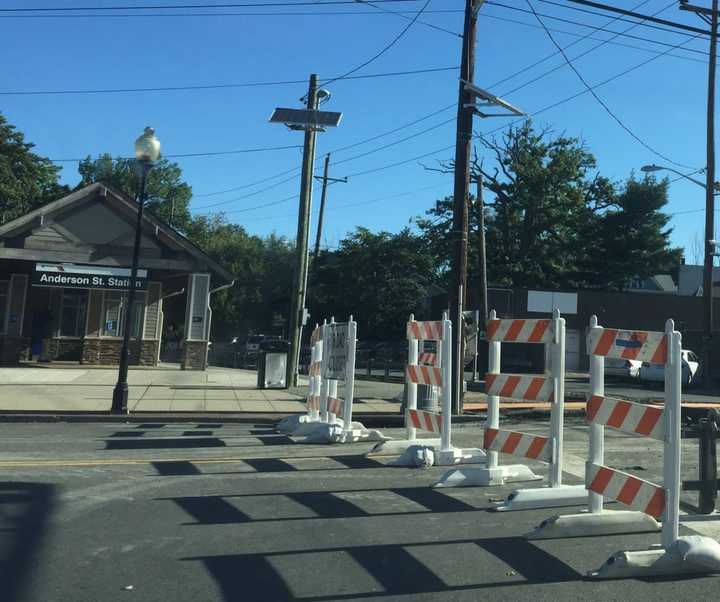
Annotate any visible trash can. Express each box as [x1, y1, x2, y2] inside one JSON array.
[[257, 339, 290, 389]]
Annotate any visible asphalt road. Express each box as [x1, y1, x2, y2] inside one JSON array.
[[1, 420, 719, 601]]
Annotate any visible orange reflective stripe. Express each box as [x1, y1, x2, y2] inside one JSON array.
[[486, 320, 500, 340], [524, 377, 546, 400], [586, 395, 602, 421], [528, 320, 549, 343], [650, 336, 668, 364], [483, 428, 499, 449], [589, 466, 614, 495], [635, 407, 663, 437], [499, 375, 521, 398], [616, 476, 642, 506], [501, 431, 522, 454], [594, 329, 617, 356], [645, 488, 666, 519], [606, 400, 632, 429], [525, 437, 547, 459], [505, 320, 524, 342]]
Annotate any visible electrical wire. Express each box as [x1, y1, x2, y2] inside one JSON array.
[[487, 0, 708, 38], [320, 0, 432, 87], [498, 0, 679, 97], [352, 0, 460, 37], [0, 1, 422, 12], [2, 66, 457, 97], [50, 144, 303, 162], [522, 0, 697, 170], [481, 12, 706, 64]]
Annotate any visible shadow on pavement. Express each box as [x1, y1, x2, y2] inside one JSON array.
[[186, 537, 580, 600], [105, 437, 227, 450], [165, 486, 483, 525], [0, 482, 55, 602]]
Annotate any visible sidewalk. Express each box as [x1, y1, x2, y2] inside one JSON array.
[[0, 365, 403, 414]]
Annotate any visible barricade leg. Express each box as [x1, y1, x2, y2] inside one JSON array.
[[434, 311, 534, 487], [431, 316, 486, 468], [495, 311, 587, 509]]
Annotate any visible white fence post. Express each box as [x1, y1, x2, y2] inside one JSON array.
[[441, 314, 452, 452], [343, 316, 357, 429], [549, 308, 566, 488], [663, 319, 682, 549], [487, 309, 501, 470], [588, 315, 605, 515], [406, 313, 418, 442]]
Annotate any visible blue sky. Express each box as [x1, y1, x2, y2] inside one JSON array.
[[0, 0, 715, 260]]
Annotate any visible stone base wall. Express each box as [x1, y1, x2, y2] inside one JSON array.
[[182, 340, 208, 371], [81, 339, 159, 366], [0, 336, 30, 364]]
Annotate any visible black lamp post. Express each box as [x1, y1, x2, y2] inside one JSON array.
[[111, 127, 161, 414]]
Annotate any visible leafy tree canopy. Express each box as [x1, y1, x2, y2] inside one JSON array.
[[0, 112, 68, 222], [77, 154, 193, 232], [309, 227, 438, 339], [416, 121, 680, 290]]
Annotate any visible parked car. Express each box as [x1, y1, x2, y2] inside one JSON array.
[[604, 358, 642, 379], [638, 349, 700, 387]]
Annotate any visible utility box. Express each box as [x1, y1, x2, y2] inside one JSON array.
[[256, 339, 289, 389]]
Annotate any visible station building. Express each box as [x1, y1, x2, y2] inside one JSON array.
[[0, 183, 233, 369]]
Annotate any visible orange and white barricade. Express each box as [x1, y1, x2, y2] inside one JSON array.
[[369, 313, 485, 467], [435, 309, 586, 511], [529, 316, 720, 579], [303, 316, 384, 444], [276, 323, 324, 434]]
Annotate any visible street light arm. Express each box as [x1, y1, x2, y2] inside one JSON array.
[[642, 164, 716, 191]]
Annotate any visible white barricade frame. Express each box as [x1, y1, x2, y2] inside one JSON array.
[[319, 316, 358, 432], [436, 308, 587, 509], [529, 316, 720, 579]]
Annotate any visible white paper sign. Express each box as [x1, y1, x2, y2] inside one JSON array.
[[322, 323, 349, 379]]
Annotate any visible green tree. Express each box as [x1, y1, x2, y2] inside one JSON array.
[[0, 112, 68, 222], [309, 227, 439, 339], [186, 215, 294, 338], [77, 154, 193, 232], [416, 122, 677, 290]]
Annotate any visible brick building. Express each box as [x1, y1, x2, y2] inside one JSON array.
[[0, 183, 233, 369]]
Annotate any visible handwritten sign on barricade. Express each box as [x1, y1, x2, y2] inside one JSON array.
[[322, 322, 349, 380]]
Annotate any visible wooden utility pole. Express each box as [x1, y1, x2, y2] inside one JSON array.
[[476, 173, 488, 328], [681, 0, 718, 386], [450, 0, 478, 414], [313, 153, 347, 261], [287, 74, 319, 388]]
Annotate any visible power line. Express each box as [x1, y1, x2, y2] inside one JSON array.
[[556, 0, 710, 36], [1, 65, 457, 97], [481, 12, 706, 64], [50, 143, 303, 162], [522, 0, 696, 170], [352, 0, 461, 37], [490, 0, 656, 90], [485, 2, 709, 45], [193, 103, 457, 197], [321, 0, 432, 86], [498, 0, 680, 97], [0, 1, 421, 12]]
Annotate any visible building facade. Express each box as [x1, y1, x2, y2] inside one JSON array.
[[0, 183, 233, 369]]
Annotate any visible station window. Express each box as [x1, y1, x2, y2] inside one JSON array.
[[59, 290, 88, 337], [0, 281, 7, 334], [102, 291, 145, 338]]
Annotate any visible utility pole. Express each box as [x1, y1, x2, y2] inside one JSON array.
[[313, 153, 347, 261], [450, 0, 478, 415], [681, 0, 718, 386], [287, 74, 319, 387], [476, 173, 488, 329]]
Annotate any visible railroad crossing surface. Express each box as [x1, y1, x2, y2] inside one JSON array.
[[1, 419, 719, 601]]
